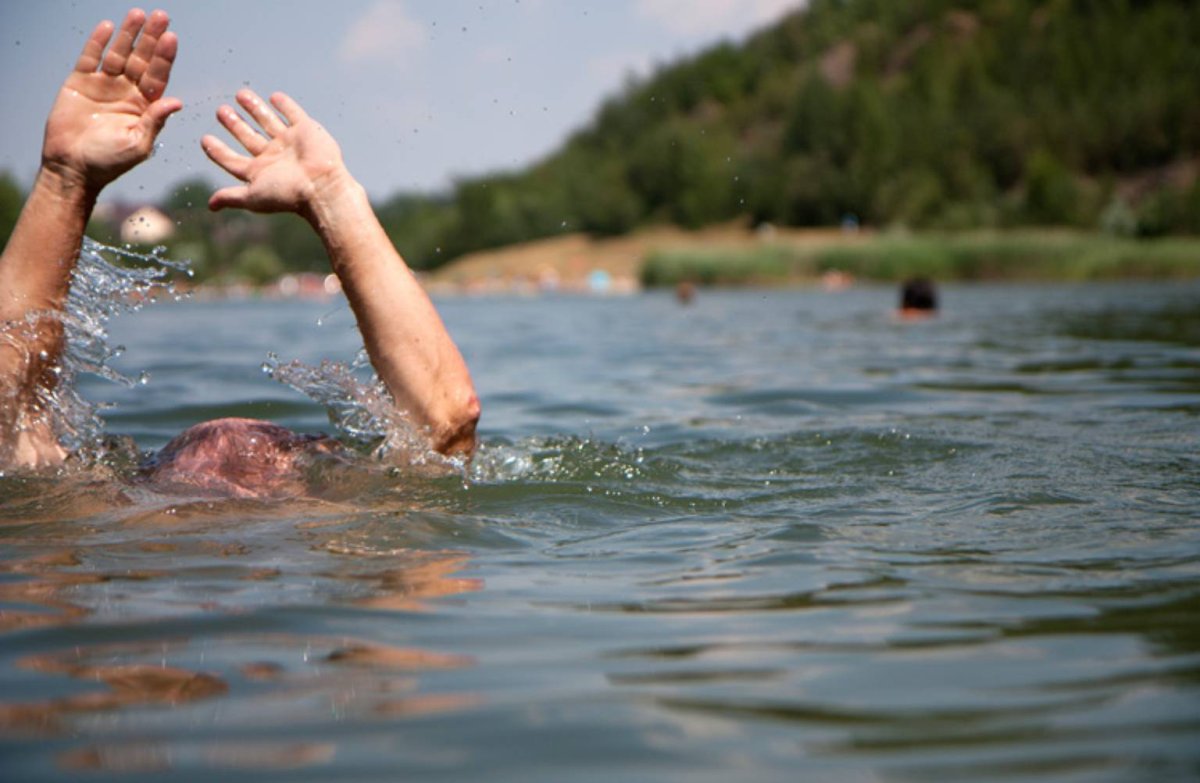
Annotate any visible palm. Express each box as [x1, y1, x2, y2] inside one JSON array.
[[45, 74, 154, 184], [246, 123, 343, 209]]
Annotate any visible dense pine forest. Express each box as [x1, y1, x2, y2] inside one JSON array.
[[3, 0, 1198, 281]]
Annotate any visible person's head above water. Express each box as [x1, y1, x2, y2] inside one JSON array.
[[139, 418, 342, 499], [899, 277, 938, 317], [0, 8, 481, 488]]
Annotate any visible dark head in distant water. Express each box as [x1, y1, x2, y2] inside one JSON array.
[[899, 277, 938, 318], [139, 418, 343, 499]]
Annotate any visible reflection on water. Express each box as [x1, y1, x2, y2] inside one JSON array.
[[0, 533, 482, 774], [1, 282, 1198, 780]]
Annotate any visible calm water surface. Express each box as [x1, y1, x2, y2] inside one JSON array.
[[1, 282, 1198, 781]]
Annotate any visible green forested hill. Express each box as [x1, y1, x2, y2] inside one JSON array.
[[381, 0, 1199, 269]]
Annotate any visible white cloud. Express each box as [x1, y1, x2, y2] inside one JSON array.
[[635, 0, 802, 38], [337, 1, 427, 66]]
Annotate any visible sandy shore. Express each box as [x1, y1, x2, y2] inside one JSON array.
[[422, 222, 869, 295]]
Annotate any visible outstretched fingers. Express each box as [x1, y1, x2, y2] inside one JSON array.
[[201, 134, 252, 182], [74, 19, 115, 73], [73, 9, 176, 101], [236, 89, 288, 138], [125, 8, 169, 84], [100, 8, 146, 76], [138, 30, 177, 101], [270, 92, 309, 125], [216, 105, 269, 155]]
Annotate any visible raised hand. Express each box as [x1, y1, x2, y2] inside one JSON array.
[[41, 8, 182, 192], [201, 90, 349, 220], [201, 89, 478, 456]]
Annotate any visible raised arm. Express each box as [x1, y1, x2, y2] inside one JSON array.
[[0, 9, 182, 468], [201, 90, 479, 456]]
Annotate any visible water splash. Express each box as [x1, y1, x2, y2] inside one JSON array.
[[0, 238, 190, 463], [469, 436, 651, 484], [262, 350, 462, 472]]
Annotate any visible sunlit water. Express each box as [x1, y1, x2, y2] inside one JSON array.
[[1, 273, 1198, 781]]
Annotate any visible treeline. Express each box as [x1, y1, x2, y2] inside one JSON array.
[[2, 0, 1198, 282], [400, 0, 1200, 268]]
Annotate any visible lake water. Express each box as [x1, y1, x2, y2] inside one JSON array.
[[1, 281, 1198, 781]]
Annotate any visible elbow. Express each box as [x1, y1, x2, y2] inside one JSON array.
[[432, 391, 480, 457]]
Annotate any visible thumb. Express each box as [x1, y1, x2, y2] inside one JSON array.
[[143, 96, 183, 138], [208, 185, 250, 212]]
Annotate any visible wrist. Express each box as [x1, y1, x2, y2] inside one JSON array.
[[35, 162, 102, 205], [302, 167, 367, 228]]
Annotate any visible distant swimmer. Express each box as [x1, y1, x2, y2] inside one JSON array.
[[898, 277, 938, 319], [0, 9, 479, 496], [674, 281, 696, 305]]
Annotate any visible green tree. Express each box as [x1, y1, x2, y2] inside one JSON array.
[[0, 172, 23, 248], [233, 244, 284, 285]]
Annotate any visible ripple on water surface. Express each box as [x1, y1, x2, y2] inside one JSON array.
[[2, 283, 1199, 781]]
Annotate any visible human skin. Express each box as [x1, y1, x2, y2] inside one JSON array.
[[0, 8, 480, 476], [201, 89, 480, 456], [0, 9, 181, 468]]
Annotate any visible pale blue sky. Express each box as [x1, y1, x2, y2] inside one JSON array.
[[1, 0, 801, 204]]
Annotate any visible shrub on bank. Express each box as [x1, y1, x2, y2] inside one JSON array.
[[640, 232, 1200, 287]]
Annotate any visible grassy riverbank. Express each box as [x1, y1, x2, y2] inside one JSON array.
[[640, 231, 1200, 287], [420, 225, 1200, 293]]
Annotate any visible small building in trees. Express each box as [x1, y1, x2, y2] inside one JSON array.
[[119, 205, 175, 245]]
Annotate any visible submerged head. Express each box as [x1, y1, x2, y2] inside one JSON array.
[[139, 417, 342, 499]]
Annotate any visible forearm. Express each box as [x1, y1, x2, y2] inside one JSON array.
[[0, 166, 95, 320], [0, 166, 93, 468], [305, 173, 479, 455]]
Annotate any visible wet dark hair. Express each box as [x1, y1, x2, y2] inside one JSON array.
[[900, 277, 938, 311]]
